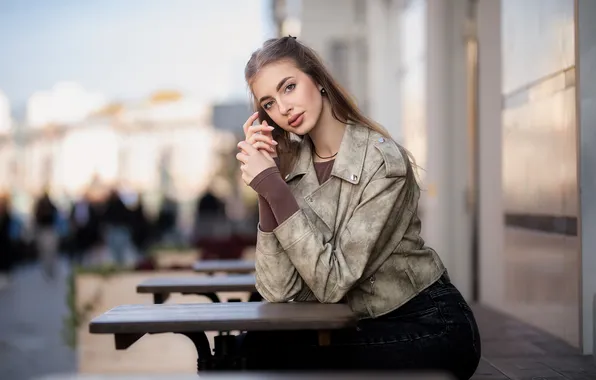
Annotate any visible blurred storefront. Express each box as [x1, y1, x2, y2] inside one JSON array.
[[0, 87, 238, 233], [484, 0, 579, 350]]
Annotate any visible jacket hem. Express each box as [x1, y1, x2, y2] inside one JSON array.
[[356, 267, 447, 320]]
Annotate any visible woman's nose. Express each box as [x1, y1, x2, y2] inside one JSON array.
[[278, 100, 293, 115]]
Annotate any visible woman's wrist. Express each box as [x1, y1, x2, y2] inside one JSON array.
[[251, 167, 300, 225], [249, 166, 282, 195]]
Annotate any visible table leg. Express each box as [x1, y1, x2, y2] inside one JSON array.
[[248, 292, 262, 302], [153, 293, 170, 304], [202, 292, 221, 303], [179, 332, 244, 372], [318, 330, 331, 346], [179, 332, 213, 373], [213, 334, 246, 370], [179, 292, 222, 303]]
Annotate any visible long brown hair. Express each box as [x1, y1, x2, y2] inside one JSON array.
[[244, 37, 419, 200]]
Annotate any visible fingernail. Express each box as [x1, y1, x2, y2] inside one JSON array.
[[268, 126, 275, 130], [271, 140, 278, 145]]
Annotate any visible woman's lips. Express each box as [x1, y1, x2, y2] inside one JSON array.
[[289, 112, 304, 128]]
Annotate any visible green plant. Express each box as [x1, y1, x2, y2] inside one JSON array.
[[147, 242, 191, 255], [61, 264, 127, 348]]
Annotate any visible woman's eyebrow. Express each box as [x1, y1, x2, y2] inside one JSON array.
[[258, 76, 294, 103], [276, 76, 293, 91]]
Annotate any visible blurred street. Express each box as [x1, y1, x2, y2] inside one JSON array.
[[0, 261, 75, 380]]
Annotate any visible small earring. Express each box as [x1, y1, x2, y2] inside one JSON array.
[[320, 88, 326, 94]]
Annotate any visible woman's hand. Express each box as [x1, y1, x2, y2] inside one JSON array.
[[236, 141, 276, 185], [243, 112, 278, 157]]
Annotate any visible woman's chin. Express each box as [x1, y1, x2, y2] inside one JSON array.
[[291, 122, 315, 136], [277, 118, 315, 136]]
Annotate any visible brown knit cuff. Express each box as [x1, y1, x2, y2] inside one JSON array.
[[250, 167, 300, 226], [257, 195, 278, 232], [250, 167, 281, 193]]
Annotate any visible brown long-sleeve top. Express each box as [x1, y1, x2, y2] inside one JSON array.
[[250, 159, 335, 232]]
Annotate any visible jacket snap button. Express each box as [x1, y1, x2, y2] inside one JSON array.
[[306, 196, 312, 202], [350, 174, 358, 182]]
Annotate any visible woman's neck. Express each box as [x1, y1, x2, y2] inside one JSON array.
[[309, 101, 346, 162]]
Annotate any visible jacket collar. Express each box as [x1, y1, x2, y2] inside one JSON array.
[[286, 123, 370, 185]]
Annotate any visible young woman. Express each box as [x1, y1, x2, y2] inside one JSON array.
[[235, 36, 481, 379]]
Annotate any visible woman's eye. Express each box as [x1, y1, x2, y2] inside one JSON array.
[[263, 101, 273, 110], [285, 83, 296, 92]]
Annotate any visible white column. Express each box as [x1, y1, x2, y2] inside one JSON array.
[[388, 0, 404, 142], [477, 0, 504, 306], [424, 0, 473, 299], [577, 0, 596, 356], [366, 0, 402, 138]]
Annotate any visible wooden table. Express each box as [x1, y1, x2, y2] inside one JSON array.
[[44, 372, 454, 379], [137, 274, 259, 304], [192, 259, 255, 275], [89, 302, 356, 372]]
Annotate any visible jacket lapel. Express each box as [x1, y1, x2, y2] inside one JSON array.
[[305, 177, 342, 236], [285, 124, 370, 241]]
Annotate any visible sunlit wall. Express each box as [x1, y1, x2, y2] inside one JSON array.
[[499, 0, 579, 346], [400, 0, 427, 186]]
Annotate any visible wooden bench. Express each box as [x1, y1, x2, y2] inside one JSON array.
[[89, 302, 356, 372], [137, 274, 260, 304], [192, 259, 255, 275]]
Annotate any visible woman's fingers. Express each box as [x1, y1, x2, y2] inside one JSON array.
[[248, 121, 274, 136], [242, 112, 260, 136], [248, 133, 277, 147], [235, 152, 249, 164], [253, 141, 276, 153], [242, 118, 277, 157], [237, 141, 259, 155]]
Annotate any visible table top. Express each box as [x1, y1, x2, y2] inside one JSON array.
[[39, 372, 454, 380], [136, 274, 256, 294], [89, 302, 356, 335], [192, 259, 255, 274]]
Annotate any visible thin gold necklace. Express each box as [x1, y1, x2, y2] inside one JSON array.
[[314, 150, 338, 160]]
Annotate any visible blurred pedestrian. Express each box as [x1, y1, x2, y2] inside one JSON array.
[[102, 189, 133, 265], [69, 191, 101, 265], [33, 190, 59, 279], [0, 194, 16, 287]]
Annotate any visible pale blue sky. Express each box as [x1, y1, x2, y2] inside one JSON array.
[[0, 0, 275, 116]]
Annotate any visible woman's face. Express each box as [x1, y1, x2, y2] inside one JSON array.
[[251, 60, 324, 136]]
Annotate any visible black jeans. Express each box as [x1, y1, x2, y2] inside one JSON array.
[[238, 274, 481, 379]]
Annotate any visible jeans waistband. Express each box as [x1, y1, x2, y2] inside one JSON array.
[[436, 271, 451, 285]]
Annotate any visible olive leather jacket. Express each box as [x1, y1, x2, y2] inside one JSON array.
[[255, 124, 446, 319]]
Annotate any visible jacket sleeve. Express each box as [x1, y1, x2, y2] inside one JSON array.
[[252, 158, 314, 302], [254, 226, 317, 302], [272, 163, 410, 303]]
